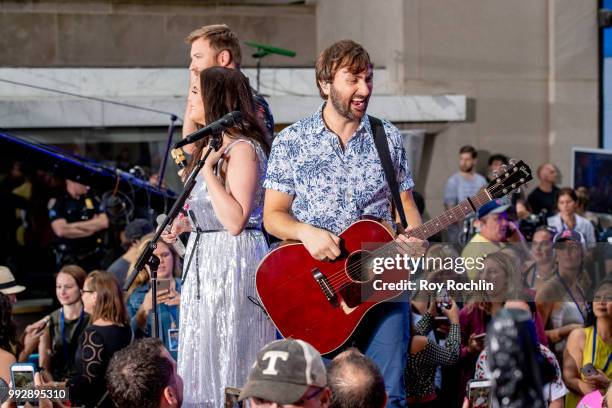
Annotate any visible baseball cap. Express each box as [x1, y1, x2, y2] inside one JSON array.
[[477, 199, 510, 219], [553, 229, 585, 244], [124, 218, 154, 241], [239, 339, 327, 404], [0, 266, 26, 295]]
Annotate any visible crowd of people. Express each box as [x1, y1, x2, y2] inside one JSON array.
[[0, 22, 611, 408]]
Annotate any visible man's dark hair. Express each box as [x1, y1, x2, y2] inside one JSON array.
[[315, 40, 372, 99], [107, 338, 173, 408], [488, 153, 508, 167], [459, 145, 478, 159], [328, 348, 386, 408]]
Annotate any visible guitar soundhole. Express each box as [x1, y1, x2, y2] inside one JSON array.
[[345, 250, 375, 283]]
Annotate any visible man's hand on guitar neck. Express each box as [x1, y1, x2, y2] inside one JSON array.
[[296, 224, 341, 261], [395, 226, 428, 257]]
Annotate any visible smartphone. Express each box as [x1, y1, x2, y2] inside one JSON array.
[[434, 316, 450, 330], [467, 379, 492, 408], [10, 363, 35, 408], [580, 363, 598, 377], [157, 279, 171, 292], [436, 288, 450, 310]]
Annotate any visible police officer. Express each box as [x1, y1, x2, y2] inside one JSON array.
[[49, 179, 109, 271]]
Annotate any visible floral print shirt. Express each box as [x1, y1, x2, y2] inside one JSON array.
[[264, 104, 414, 235]]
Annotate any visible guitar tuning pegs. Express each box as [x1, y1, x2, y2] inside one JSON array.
[[508, 158, 518, 166]]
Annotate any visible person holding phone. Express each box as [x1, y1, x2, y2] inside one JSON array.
[[126, 237, 182, 360], [39, 265, 90, 382], [3, 371, 59, 408], [405, 296, 461, 406], [457, 251, 549, 407], [473, 300, 567, 408], [461, 200, 528, 280], [563, 279, 612, 407], [9, 362, 36, 408]]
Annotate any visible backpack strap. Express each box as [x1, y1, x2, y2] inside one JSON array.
[[369, 115, 408, 229]]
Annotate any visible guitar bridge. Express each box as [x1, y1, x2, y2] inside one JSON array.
[[312, 268, 337, 304]]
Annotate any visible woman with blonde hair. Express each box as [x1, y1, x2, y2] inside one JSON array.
[[412, 244, 466, 314], [65, 271, 132, 407], [126, 236, 182, 359], [457, 251, 548, 404]]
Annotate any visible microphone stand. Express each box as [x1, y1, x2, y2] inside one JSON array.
[[157, 114, 179, 189], [148, 254, 160, 338], [123, 134, 224, 332]]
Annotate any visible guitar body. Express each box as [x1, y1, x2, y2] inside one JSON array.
[[256, 219, 407, 355]]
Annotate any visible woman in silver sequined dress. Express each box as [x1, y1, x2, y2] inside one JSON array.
[[162, 66, 276, 407]]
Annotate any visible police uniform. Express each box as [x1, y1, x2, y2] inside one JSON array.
[[49, 192, 107, 271]]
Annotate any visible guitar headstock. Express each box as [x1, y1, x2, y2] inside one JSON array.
[[486, 159, 533, 199]]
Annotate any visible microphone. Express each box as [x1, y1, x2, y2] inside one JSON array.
[[175, 111, 242, 149], [156, 214, 186, 258]]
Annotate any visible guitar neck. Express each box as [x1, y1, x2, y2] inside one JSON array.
[[406, 189, 492, 240]]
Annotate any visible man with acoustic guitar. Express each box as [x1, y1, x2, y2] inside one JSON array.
[[263, 39, 423, 407]]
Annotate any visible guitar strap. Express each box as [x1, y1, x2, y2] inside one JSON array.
[[369, 115, 408, 229]]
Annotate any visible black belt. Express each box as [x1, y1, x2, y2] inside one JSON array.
[[183, 227, 263, 299]]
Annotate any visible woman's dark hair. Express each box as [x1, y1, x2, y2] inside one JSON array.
[[184, 66, 270, 176], [0, 293, 19, 356], [533, 225, 556, 238], [515, 198, 532, 213], [585, 277, 612, 327], [556, 187, 577, 204]]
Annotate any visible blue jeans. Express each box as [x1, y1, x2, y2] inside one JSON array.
[[358, 300, 411, 408]]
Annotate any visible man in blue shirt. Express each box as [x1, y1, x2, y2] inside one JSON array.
[[443, 145, 488, 242], [263, 40, 423, 407]]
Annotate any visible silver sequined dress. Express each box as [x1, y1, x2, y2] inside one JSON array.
[[178, 139, 276, 407]]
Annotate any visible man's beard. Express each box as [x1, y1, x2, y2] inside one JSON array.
[[460, 165, 474, 173], [329, 84, 367, 121]]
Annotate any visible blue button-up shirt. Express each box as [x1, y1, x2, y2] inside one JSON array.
[[264, 105, 414, 235]]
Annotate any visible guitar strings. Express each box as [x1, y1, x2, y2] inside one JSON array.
[[327, 170, 525, 287], [327, 185, 517, 291], [323, 191, 487, 288], [316, 180, 521, 291], [327, 179, 520, 291]]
